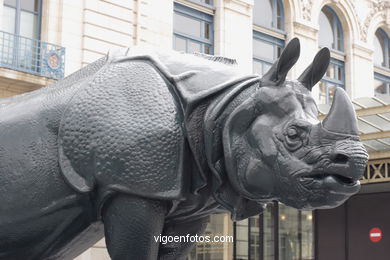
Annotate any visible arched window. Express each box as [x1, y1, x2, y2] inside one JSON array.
[[252, 0, 285, 76], [373, 28, 390, 97], [253, 0, 284, 30], [318, 6, 345, 104], [319, 6, 343, 51]]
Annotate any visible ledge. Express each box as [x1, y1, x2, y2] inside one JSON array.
[[0, 68, 56, 98]]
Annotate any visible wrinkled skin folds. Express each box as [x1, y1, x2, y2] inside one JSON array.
[[0, 38, 368, 260], [223, 38, 368, 210]]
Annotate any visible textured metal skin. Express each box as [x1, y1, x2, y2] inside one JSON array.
[[0, 38, 368, 260]]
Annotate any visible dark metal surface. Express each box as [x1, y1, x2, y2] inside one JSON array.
[[0, 38, 368, 260]]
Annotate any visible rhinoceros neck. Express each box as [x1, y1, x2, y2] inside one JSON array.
[[200, 77, 264, 220], [182, 76, 258, 190]]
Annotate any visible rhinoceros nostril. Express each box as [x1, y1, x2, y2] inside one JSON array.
[[331, 153, 350, 164]]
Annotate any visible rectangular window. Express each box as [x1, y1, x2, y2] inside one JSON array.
[[233, 202, 314, 260], [0, 0, 65, 79], [173, 3, 213, 55], [319, 58, 345, 104], [252, 31, 284, 76], [187, 214, 226, 260]]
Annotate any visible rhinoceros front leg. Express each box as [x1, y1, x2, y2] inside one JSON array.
[[102, 195, 167, 260], [158, 217, 209, 260]]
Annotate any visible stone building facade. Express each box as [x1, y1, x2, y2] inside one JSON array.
[[0, 0, 389, 259]]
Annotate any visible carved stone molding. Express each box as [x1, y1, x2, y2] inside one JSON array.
[[360, 0, 390, 42], [301, 0, 313, 21]]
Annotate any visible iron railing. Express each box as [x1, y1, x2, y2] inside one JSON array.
[[0, 31, 65, 79]]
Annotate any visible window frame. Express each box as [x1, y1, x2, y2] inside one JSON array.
[[253, 0, 285, 32], [252, 31, 285, 76], [319, 58, 345, 104], [319, 6, 344, 53], [318, 6, 345, 104], [173, 3, 214, 54], [3, 0, 42, 39], [186, 0, 214, 8], [373, 29, 390, 97], [233, 202, 314, 260], [374, 72, 390, 96], [374, 28, 390, 69]]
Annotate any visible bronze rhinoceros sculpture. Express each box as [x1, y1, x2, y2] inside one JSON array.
[[0, 38, 367, 260]]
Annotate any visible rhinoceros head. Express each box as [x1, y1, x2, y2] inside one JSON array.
[[222, 38, 368, 210]]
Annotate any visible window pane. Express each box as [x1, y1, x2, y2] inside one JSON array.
[[301, 211, 314, 260], [325, 63, 343, 81], [253, 60, 263, 75], [319, 82, 337, 104], [375, 78, 388, 95], [388, 44, 390, 68], [173, 4, 213, 55], [279, 204, 299, 260], [204, 45, 211, 54], [249, 217, 260, 260], [2, 6, 16, 34], [253, 39, 274, 61], [188, 41, 201, 53], [253, 0, 273, 28], [188, 214, 226, 260], [174, 36, 186, 52], [263, 204, 275, 260], [204, 23, 210, 40], [337, 66, 343, 81], [20, 11, 38, 39], [236, 219, 249, 260], [174, 13, 201, 38], [4, 0, 16, 7], [326, 64, 335, 79], [319, 9, 334, 49], [336, 25, 343, 51], [21, 0, 39, 12], [276, 0, 283, 29], [374, 30, 386, 67]]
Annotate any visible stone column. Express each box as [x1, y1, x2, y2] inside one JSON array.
[[137, 0, 174, 49], [351, 43, 375, 98], [214, 0, 253, 73]]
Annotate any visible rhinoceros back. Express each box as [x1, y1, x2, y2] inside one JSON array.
[[58, 58, 186, 208]]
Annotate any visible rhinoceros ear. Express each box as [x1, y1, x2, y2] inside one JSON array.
[[262, 38, 300, 85], [298, 47, 330, 91]]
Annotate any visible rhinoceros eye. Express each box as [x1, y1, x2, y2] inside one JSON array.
[[287, 128, 298, 139], [285, 126, 303, 151]]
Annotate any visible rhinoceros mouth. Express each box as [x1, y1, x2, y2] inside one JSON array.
[[300, 171, 361, 194], [305, 173, 356, 185]]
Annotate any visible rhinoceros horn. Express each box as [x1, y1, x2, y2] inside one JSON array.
[[298, 47, 330, 91], [322, 87, 359, 135], [262, 37, 300, 85]]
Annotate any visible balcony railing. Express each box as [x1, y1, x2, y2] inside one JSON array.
[[361, 158, 390, 184], [0, 31, 65, 79]]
